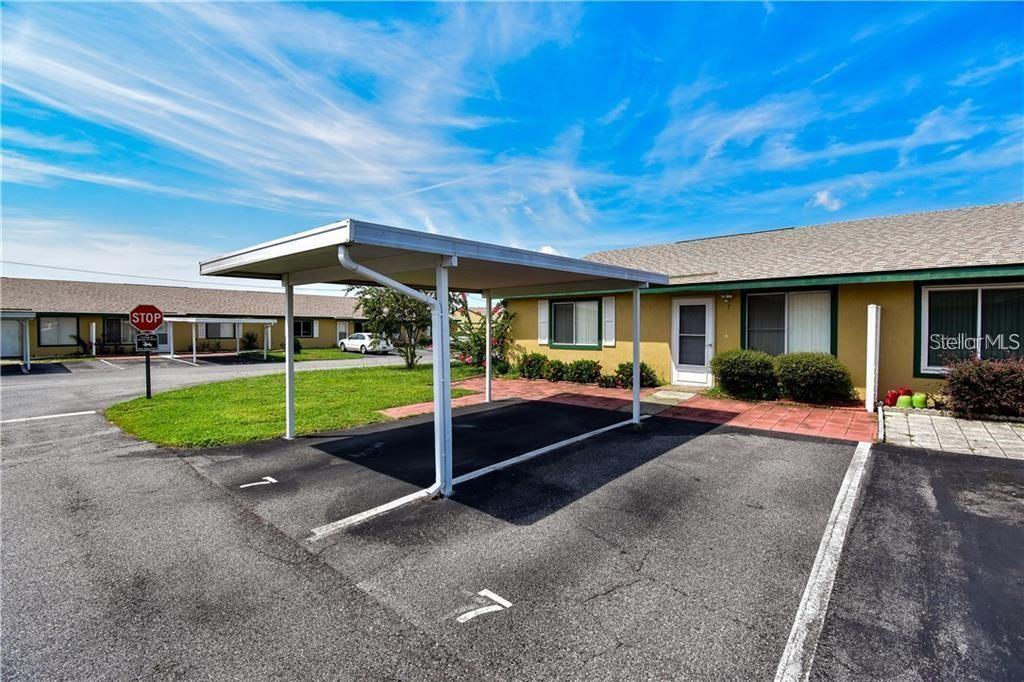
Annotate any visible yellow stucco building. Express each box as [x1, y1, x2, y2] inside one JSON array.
[[507, 203, 1024, 401]]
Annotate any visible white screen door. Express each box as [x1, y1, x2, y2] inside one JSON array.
[[671, 298, 715, 386]]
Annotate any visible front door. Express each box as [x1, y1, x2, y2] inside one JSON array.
[[671, 298, 715, 386], [1, 320, 23, 358], [155, 323, 170, 353]]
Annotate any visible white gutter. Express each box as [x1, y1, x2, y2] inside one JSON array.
[[337, 245, 439, 311]]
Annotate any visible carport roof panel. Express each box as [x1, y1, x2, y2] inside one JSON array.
[[200, 219, 668, 293]]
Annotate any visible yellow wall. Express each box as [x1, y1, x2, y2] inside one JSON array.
[[21, 315, 103, 358], [507, 291, 738, 385], [508, 282, 948, 399], [836, 282, 945, 397]]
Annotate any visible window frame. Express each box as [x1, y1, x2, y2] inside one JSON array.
[[742, 288, 836, 356], [205, 322, 236, 339], [37, 314, 80, 347], [548, 298, 602, 350], [917, 281, 1024, 376], [294, 318, 315, 338]]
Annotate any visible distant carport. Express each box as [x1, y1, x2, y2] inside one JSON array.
[[1, 310, 36, 371], [163, 316, 278, 363], [199, 219, 667, 498]]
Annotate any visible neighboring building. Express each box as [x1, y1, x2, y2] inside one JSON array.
[[507, 202, 1024, 399], [0, 277, 365, 358]]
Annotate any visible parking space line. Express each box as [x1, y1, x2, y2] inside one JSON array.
[[162, 355, 199, 366], [97, 358, 125, 370], [452, 416, 648, 486], [455, 590, 513, 623], [306, 488, 434, 542], [1, 410, 98, 424], [774, 441, 873, 682]]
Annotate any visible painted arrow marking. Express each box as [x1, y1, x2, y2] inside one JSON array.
[[239, 476, 278, 489], [456, 589, 513, 623]]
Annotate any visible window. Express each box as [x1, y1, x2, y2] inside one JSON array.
[[921, 284, 1023, 372], [38, 316, 78, 346], [353, 321, 365, 334], [746, 291, 832, 356], [205, 322, 236, 339], [294, 319, 314, 338], [550, 300, 600, 347], [104, 318, 124, 343]]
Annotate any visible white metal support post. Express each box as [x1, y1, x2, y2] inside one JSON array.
[[89, 321, 97, 356], [21, 320, 30, 371], [434, 261, 454, 495], [865, 304, 881, 413], [191, 322, 198, 364], [168, 322, 175, 358], [484, 290, 492, 403], [632, 286, 641, 424], [263, 324, 270, 361], [337, 245, 456, 496], [284, 276, 296, 439]]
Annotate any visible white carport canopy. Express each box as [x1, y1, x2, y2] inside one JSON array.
[[1, 310, 36, 370], [201, 218, 667, 497], [163, 316, 279, 363]]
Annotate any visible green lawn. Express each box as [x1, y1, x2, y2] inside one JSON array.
[[105, 364, 482, 448], [240, 347, 366, 362]]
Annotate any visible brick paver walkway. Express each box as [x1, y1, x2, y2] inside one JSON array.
[[381, 378, 877, 442], [883, 409, 1024, 459]]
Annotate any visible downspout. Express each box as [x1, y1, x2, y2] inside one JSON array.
[[337, 245, 445, 495]]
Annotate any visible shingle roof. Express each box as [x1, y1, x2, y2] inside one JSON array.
[[585, 202, 1024, 284], [0, 277, 364, 318]]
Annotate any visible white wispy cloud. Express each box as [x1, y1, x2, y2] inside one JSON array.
[[3, 128, 95, 154], [807, 189, 842, 211], [598, 97, 631, 126], [950, 53, 1024, 87], [812, 61, 848, 85]]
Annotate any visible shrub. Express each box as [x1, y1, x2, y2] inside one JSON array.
[[613, 361, 661, 388], [293, 337, 302, 355], [942, 357, 1024, 418], [544, 359, 567, 382], [565, 359, 602, 384], [597, 374, 618, 388], [517, 352, 548, 380], [241, 331, 259, 351], [710, 349, 779, 400], [775, 352, 855, 404]]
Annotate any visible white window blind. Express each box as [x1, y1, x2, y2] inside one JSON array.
[[39, 317, 77, 346], [602, 296, 616, 346], [575, 301, 599, 346], [537, 300, 549, 344], [787, 291, 831, 353]]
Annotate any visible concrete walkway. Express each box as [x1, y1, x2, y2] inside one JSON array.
[[883, 408, 1024, 459], [382, 378, 878, 442]]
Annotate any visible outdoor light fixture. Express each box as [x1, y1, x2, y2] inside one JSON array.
[[721, 293, 734, 303]]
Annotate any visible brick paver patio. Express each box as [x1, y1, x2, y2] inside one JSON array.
[[381, 378, 877, 442]]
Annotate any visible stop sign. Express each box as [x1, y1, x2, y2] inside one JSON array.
[[129, 305, 164, 332]]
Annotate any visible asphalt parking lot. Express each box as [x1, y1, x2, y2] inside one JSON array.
[[2, 364, 1023, 679]]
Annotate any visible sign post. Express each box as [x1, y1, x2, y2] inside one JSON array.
[[129, 305, 164, 400]]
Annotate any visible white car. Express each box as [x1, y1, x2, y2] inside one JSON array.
[[340, 333, 393, 354]]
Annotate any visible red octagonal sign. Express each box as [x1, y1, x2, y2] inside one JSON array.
[[129, 304, 164, 333]]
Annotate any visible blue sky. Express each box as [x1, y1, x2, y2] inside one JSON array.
[[2, 2, 1022, 292]]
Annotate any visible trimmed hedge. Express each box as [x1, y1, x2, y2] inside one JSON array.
[[613, 361, 661, 388], [775, 352, 855, 404], [565, 359, 602, 384], [710, 349, 779, 400], [517, 352, 548, 380], [544, 359, 567, 382], [942, 358, 1024, 418]]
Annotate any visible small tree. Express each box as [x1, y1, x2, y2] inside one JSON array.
[[450, 293, 517, 373], [354, 285, 435, 369]]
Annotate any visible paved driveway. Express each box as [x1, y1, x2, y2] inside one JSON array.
[[2, 362, 1022, 679]]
